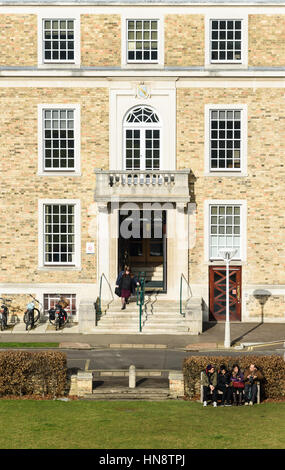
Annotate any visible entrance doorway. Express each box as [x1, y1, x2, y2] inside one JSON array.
[[209, 266, 242, 321], [118, 210, 167, 291]]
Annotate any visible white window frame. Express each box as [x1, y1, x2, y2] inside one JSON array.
[[38, 199, 81, 269], [121, 12, 164, 68], [109, 87, 175, 171], [43, 293, 77, 317], [38, 12, 80, 67], [204, 104, 247, 176], [38, 104, 81, 176], [205, 12, 248, 69], [204, 199, 247, 263], [123, 106, 162, 171]]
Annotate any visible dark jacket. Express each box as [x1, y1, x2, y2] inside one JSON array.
[[116, 271, 140, 295], [217, 371, 231, 388]]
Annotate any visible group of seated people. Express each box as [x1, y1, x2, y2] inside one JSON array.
[[201, 362, 264, 407]]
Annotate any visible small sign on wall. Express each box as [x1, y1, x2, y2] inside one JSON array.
[[86, 242, 95, 254]]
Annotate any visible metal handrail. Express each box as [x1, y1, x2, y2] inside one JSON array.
[[136, 272, 146, 332], [180, 273, 192, 317], [97, 273, 114, 323]]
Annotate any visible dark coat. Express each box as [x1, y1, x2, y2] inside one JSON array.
[[116, 271, 140, 296], [217, 371, 231, 388]]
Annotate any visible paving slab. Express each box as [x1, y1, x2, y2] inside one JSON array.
[[59, 342, 92, 349], [185, 342, 218, 351]]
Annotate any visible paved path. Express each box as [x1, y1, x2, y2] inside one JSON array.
[[2, 347, 282, 372], [1, 322, 285, 349]]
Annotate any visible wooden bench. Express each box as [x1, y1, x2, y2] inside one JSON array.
[[200, 372, 260, 404]]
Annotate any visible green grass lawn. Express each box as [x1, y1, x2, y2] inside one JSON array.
[[0, 401, 284, 449], [0, 343, 59, 348]]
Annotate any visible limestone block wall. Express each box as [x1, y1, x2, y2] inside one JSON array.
[[81, 14, 121, 67], [0, 87, 109, 285], [164, 14, 204, 67], [248, 15, 285, 67], [177, 87, 285, 317], [246, 295, 285, 320], [0, 14, 37, 66]]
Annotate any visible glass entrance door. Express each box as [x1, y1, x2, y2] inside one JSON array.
[[118, 210, 166, 290]]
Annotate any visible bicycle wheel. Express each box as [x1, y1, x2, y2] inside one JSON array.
[[23, 311, 29, 324], [33, 308, 40, 324], [26, 317, 32, 331]]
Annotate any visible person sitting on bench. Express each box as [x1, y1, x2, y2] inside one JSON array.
[[201, 364, 218, 407], [243, 363, 263, 406], [231, 364, 245, 406], [217, 364, 233, 406]]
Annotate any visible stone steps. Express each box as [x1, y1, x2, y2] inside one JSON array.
[[96, 299, 189, 334], [82, 387, 173, 401]]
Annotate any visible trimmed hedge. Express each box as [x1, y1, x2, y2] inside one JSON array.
[[183, 355, 285, 400], [0, 351, 67, 397]]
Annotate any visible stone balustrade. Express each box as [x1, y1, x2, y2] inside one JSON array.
[[94, 169, 191, 203]]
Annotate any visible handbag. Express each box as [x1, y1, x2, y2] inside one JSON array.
[[233, 381, 244, 389], [115, 287, 121, 297]]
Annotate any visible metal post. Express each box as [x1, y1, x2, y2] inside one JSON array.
[[224, 257, 231, 348], [219, 248, 237, 349]]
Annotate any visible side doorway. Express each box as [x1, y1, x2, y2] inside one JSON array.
[[209, 266, 242, 321]]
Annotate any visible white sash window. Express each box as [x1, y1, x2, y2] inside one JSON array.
[[123, 106, 161, 170]]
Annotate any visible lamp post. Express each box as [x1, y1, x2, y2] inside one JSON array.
[[218, 248, 238, 348]]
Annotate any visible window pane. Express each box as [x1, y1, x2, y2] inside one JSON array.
[[210, 19, 242, 63], [44, 18, 74, 62], [127, 19, 158, 62]]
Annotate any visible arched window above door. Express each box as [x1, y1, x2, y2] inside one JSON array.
[[123, 106, 161, 170], [125, 106, 160, 124]]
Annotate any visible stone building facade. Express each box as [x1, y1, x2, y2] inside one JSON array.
[[0, 0, 284, 329]]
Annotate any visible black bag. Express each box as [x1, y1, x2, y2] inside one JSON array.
[[115, 287, 121, 297]]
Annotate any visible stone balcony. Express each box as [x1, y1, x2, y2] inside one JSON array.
[[94, 169, 191, 203]]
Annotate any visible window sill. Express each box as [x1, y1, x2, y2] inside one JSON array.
[[38, 63, 80, 68], [205, 63, 248, 70], [37, 172, 82, 177], [204, 172, 248, 178], [38, 266, 82, 271], [122, 63, 164, 69]]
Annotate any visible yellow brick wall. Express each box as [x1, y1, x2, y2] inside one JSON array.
[[249, 15, 285, 67], [0, 87, 109, 284], [164, 14, 204, 67], [0, 14, 37, 66], [81, 14, 121, 66], [177, 88, 285, 291]]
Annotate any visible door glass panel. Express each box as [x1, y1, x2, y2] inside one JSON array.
[[125, 129, 141, 170], [149, 242, 163, 256], [130, 243, 143, 257], [145, 129, 160, 170]]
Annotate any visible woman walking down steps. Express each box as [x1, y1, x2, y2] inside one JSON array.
[[116, 265, 140, 310]]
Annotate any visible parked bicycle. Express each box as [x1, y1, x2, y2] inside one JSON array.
[[48, 296, 69, 331], [23, 295, 41, 331], [0, 297, 12, 331]]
